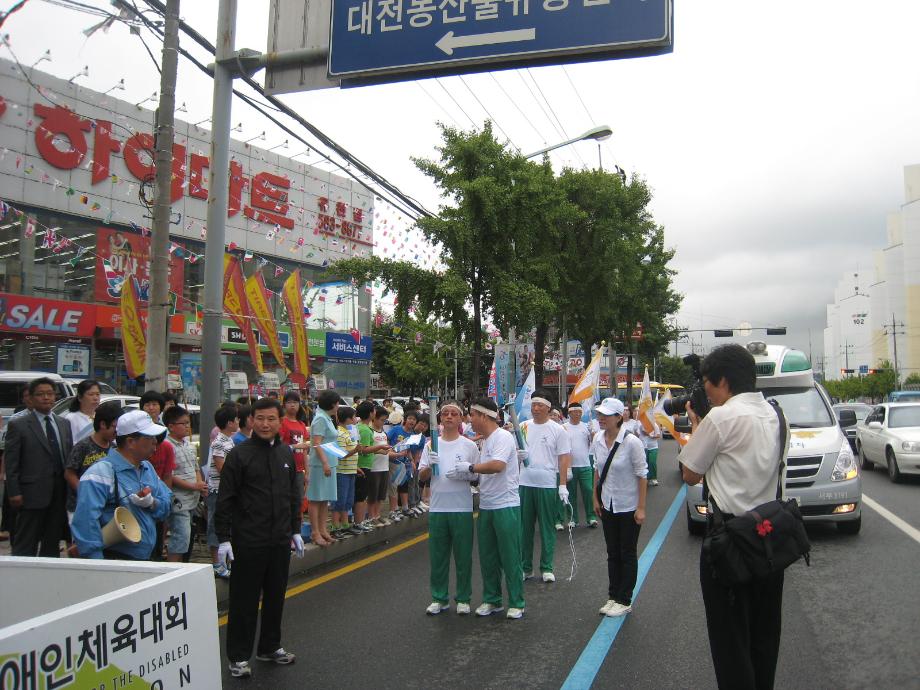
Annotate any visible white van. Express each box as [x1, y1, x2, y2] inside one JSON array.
[[0, 371, 75, 420], [686, 342, 862, 535]]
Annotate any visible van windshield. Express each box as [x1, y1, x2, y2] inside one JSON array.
[[760, 386, 835, 428]]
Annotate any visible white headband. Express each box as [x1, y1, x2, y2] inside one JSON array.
[[530, 397, 552, 408], [439, 402, 463, 414], [471, 404, 498, 419]]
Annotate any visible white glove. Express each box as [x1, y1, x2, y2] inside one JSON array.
[[517, 449, 529, 467], [218, 541, 234, 567], [291, 533, 305, 558], [128, 492, 154, 509], [446, 460, 471, 479], [428, 451, 439, 465], [558, 485, 570, 504]]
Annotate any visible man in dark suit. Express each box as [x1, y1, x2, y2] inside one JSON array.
[[5, 377, 74, 557]]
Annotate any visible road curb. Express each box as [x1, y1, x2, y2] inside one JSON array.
[[213, 512, 430, 606]]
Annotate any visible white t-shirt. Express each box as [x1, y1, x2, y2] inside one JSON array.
[[419, 436, 478, 513], [520, 419, 572, 488], [66, 410, 93, 442], [680, 392, 787, 516], [638, 422, 660, 450], [563, 421, 593, 468], [478, 427, 520, 510], [371, 430, 389, 471], [623, 418, 642, 435], [591, 428, 647, 513]]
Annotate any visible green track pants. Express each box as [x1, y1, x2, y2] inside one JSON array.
[[478, 507, 525, 610], [646, 448, 658, 481], [428, 512, 474, 605], [561, 466, 597, 525], [520, 485, 558, 575]]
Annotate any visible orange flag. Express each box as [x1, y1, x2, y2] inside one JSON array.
[[120, 276, 146, 379], [223, 254, 263, 373], [245, 270, 289, 372], [281, 270, 310, 378]]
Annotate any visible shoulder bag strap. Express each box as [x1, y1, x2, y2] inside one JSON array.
[[595, 440, 621, 504], [769, 399, 788, 500]]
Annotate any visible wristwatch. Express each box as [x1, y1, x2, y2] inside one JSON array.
[[469, 462, 476, 474]]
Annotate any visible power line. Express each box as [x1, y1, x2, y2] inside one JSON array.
[[527, 68, 587, 168], [415, 80, 461, 128], [435, 77, 477, 129], [560, 64, 618, 169], [488, 72, 547, 144], [457, 74, 518, 150], [517, 69, 563, 140]]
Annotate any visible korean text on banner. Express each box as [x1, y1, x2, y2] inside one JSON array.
[[244, 271, 289, 372], [120, 275, 146, 379], [223, 254, 263, 373], [637, 366, 657, 434], [282, 270, 310, 377], [569, 345, 605, 406]]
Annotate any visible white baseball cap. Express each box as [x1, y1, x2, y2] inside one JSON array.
[[595, 397, 625, 417], [117, 409, 168, 437]]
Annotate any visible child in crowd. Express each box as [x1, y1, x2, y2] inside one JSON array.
[[232, 404, 253, 445], [369, 406, 392, 526], [354, 402, 390, 532], [387, 410, 418, 520], [206, 406, 238, 579], [332, 407, 361, 538], [412, 417, 431, 512], [163, 406, 207, 563]]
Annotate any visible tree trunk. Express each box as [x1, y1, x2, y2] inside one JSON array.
[[534, 321, 549, 391]]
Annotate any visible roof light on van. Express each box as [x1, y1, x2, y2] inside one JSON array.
[[781, 351, 811, 373], [747, 341, 768, 356]]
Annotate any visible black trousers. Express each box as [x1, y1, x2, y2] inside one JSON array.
[[226, 545, 292, 663], [12, 476, 66, 557], [700, 548, 784, 690], [600, 508, 641, 605]]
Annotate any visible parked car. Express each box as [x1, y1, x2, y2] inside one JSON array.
[[52, 394, 140, 417], [856, 402, 920, 482], [63, 378, 117, 395], [834, 403, 873, 451], [887, 390, 920, 402], [0, 371, 74, 419]]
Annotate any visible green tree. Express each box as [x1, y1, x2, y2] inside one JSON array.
[[903, 372, 920, 386], [371, 316, 457, 397], [657, 355, 695, 389]]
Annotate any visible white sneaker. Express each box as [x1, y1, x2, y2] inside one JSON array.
[[506, 607, 524, 620], [456, 602, 471, 615], [523, 571, 533, 581], [605, 602, 632, 617], [554, 523, 564, 531], [426, 602, 449, 615], [649, 479, 659, 487], [542, 572, 556, 583], [567, 521, 576, 529], [419, 501, 429, 510], [475, 603, 504, 616], [598, 600, 618, 615]]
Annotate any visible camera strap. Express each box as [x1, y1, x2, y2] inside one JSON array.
[[595, 439, 621, 506]]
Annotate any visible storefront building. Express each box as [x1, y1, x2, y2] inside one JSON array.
[[0, 58, 373, 398]]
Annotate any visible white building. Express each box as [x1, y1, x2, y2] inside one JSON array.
[[825, 165, 920, 383]]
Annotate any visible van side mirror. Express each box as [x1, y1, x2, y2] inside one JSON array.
[[837, 410, 857, 427], [868, 421, 883, 430]]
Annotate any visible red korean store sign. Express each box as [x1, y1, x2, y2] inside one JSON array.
[[95, 227, 185, 306], [0, 292, 96, 338]]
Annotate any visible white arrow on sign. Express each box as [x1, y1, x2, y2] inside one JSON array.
[[435, 28, 537, 56]]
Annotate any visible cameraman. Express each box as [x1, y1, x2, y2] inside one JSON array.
[[680, 344, 788, 690]]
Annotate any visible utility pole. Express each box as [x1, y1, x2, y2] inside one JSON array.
[[883, 313, 906, 389], [840, 340, 854, 375], [145, 0, 181, 392]]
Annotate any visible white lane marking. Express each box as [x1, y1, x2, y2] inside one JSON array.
[[862, 494, 920, 545]]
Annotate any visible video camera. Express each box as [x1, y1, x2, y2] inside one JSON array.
[[662, 354, 711, 418]]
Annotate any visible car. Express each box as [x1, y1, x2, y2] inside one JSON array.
[[686, 343, 862, 536], [0, 371, 74, 419], [887, 390, 920, 402], [855, 402, 920, 482], [52, 394, 141, 417], [63, 378, 117, 395], [834, 403, 873, 451]]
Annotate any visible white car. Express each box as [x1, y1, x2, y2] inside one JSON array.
[[856, 402, 920, 482], [52, 394, 140, 417]]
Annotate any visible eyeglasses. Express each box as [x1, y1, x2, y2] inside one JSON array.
[[32, 390, 55, 398], [169, 421, 191, 426]]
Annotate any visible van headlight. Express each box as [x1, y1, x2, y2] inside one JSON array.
[[901, 441, 920, 452], [831, 441, 858, 481]]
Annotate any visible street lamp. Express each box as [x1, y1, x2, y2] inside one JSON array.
[[523, 125, 613, 159]]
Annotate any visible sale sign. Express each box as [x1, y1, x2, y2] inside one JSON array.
[[0, 292, 96, 338], [95, 227, 185, 307]]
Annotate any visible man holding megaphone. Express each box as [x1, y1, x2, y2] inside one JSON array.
[[71, 410, 174, 560]]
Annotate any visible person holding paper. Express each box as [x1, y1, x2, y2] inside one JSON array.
[[306, 390, 342, 547], [419, 401, 479, 615]]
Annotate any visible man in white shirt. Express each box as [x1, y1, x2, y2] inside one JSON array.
[[456, 398, 526, 620], [519, 389, 571, 583], [680, 344, 788, 690], [562, 403, 597, 528], [419, 401, 480, 616]]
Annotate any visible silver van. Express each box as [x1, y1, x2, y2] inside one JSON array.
[[686, 343, 862, 535]]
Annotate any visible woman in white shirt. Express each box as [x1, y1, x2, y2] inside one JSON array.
[[591, 397, 648, 618], [65, 379, 101, 442]]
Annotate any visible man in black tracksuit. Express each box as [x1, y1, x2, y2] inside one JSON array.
[[215, 397, 304, 679]]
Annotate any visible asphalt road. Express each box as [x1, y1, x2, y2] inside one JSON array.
[[218, 441, 920, 689]]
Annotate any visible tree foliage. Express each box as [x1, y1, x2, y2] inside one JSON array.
[[370, 315, 461, 397], [657, 355, 695, 389], [823, 361, 896, 403]]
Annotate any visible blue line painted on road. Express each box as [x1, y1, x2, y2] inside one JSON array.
[[561, 484, 688, 690]]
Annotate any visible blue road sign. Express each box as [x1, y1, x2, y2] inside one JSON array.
[[329, 0, 672, 80], [859, 364, 869, 375]]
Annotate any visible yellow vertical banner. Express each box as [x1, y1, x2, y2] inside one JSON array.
[[245, 270, 289, 372], [223, 254, 263, 373], [281, 270, 310, 378], [120, 276, 147, 379]]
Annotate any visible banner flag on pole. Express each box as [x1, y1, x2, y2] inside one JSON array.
[[637, 365, 657, 434], [514, 366, 536, 423], [120, 275, 146, 379], [281, 269, 311, 378], [245, 271, 289, 373], [569, 345, 605, 406], [487, 360, 497, 400], [223, 253, 263, 373]]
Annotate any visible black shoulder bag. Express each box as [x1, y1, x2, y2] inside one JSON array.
[[701, 401, 811, 586], [594, 440, 621, 508]]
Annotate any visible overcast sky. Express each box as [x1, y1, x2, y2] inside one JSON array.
[[5, 0, 920, 359]]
